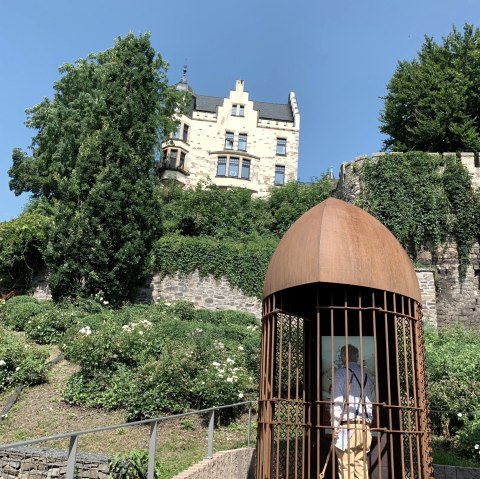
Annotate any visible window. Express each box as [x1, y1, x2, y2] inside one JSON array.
[[217, 157, 227, 176], [229, 157, 240, 177], [275, 165, 285, 185], [182, 124, 189, 143], [173, 125, 180, 139], [179, 151, 186, 170], [241, 159, 251, 179], [225, 131, 234, 150], [276, 138, 287, 156], [168, 149, 178, 168], [238, 133, 247, 151], [232, 104, 245, 116], [216, 155, 251, 180]]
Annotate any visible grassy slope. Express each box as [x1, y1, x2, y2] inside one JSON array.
[[0, 355, 255, 478]]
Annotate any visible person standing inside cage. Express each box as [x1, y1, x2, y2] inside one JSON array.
[[332, 344, 374, 479]]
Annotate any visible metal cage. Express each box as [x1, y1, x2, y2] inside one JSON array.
[[256, 199, 434, 479]]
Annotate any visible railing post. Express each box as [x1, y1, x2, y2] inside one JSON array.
[[147, 420, 158, 479], [66, 434, 78, 479], [247, 405, 252, 448], [206, 409, 215, 459]]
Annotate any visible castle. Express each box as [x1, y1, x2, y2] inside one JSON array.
[[158, 68, 300, 196]]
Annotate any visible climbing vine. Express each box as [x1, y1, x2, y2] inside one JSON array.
[[152, 235, 278, 298], [359, 152, 480, 280]]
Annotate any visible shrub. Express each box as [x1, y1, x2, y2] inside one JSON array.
[[63, 366, 135, 410], [455, 413, 480, 462], [25, 305, 77, 344], [1, 296, 45, 331], [60, 302, 260, 420], [109, 449, 159, 479], [0, 327, 48, 391]]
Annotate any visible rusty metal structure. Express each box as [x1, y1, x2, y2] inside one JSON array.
[[256, 198, 433, 479]]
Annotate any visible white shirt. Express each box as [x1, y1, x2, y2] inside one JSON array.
[[332, 362, 373, 429]]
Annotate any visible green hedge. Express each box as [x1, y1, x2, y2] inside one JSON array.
[[152, 235, 278, 298]]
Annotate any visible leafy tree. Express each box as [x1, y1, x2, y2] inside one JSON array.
[[0, 209, 50, 294], [267, 176, 335, 237], [380, 24, 480, 152], [159, 181, 273, 240], [8, 33, 185, 304]]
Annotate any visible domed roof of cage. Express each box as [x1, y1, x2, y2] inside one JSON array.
[[263, 197, 421, 302]]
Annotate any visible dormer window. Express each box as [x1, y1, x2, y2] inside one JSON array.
[[232, 104, 245, 117]]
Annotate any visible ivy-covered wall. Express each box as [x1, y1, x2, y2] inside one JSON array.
[[338, 152, 480, 328]]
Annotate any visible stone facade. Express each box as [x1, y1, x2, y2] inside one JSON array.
[[416, 270, 438, 327], [137, 271, 262, 318], [338, 152, 480, 328], [0, 447, 109, 479], [159, 75, 300, 197]]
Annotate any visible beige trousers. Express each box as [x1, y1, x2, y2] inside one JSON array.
[[335, 423, 372, 479]]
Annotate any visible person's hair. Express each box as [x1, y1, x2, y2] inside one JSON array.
[[340, 344, 359, 363]]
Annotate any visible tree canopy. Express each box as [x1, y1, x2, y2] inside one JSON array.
[[380, 24, 480, 152], [8, 33, 185, 304]]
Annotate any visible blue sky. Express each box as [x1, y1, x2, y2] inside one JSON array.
[[1, 0, 479, 221]]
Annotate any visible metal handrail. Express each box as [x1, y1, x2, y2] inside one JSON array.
[[0, 400, 257, 479]]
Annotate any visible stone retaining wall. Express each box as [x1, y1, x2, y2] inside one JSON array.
[[338, 152, 480, 329], [171, 448, 255, 479], [0, 446, 109, 479]]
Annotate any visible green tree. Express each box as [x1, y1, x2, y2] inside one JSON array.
[[0, 208, 50, 294], [267, 176, 335, 237], [380, 24, 480, 152], [8, 33, 185, 304]]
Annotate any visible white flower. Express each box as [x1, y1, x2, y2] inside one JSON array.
[[238, 392, 244, 399], [139, 331, 144, 335], [458, 412, 463, 418], [475, 444, 480, 450], [15, 367, 20, 372], [0, 360, 6, 366], [226, 358, 235, 364], [226, 377, 234, 383], [212, 361, 220, 367], [79, 326, 92, 336], [238, 346, 244, 351], [103, 300, 109, 305]]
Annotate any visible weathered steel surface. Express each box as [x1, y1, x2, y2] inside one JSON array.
[[263, 198, 421, 302]]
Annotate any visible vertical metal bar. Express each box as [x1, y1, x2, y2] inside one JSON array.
[[207, 409, 215, 459], [408, 299, 422, 478], [275, 313, 284, 479], [248, 406, 252, 448], [66, 434, 78, 479], [372, 291, 382, 479], [285, 315, 292, 477], [401, 297, 415, 479], [316, 302, 321, 478], [270, 316, 278, 479], [344, 286, 352, 479], [392, 293, 406, 479], [294, 315, 300, 478], [330, 289, 335, 479], [358, 288, 368, 479], [384, 291, 395, 479], [148, 421, 158, 479]]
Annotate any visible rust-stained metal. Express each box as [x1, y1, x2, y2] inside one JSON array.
[[263, 198, 422, 302], [256, 198, 433, 479]]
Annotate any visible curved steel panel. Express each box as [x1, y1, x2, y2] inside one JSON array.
[[263, 198, 421, 301]]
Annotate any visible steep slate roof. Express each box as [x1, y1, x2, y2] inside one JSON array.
[[194, 95, 294, 122]]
